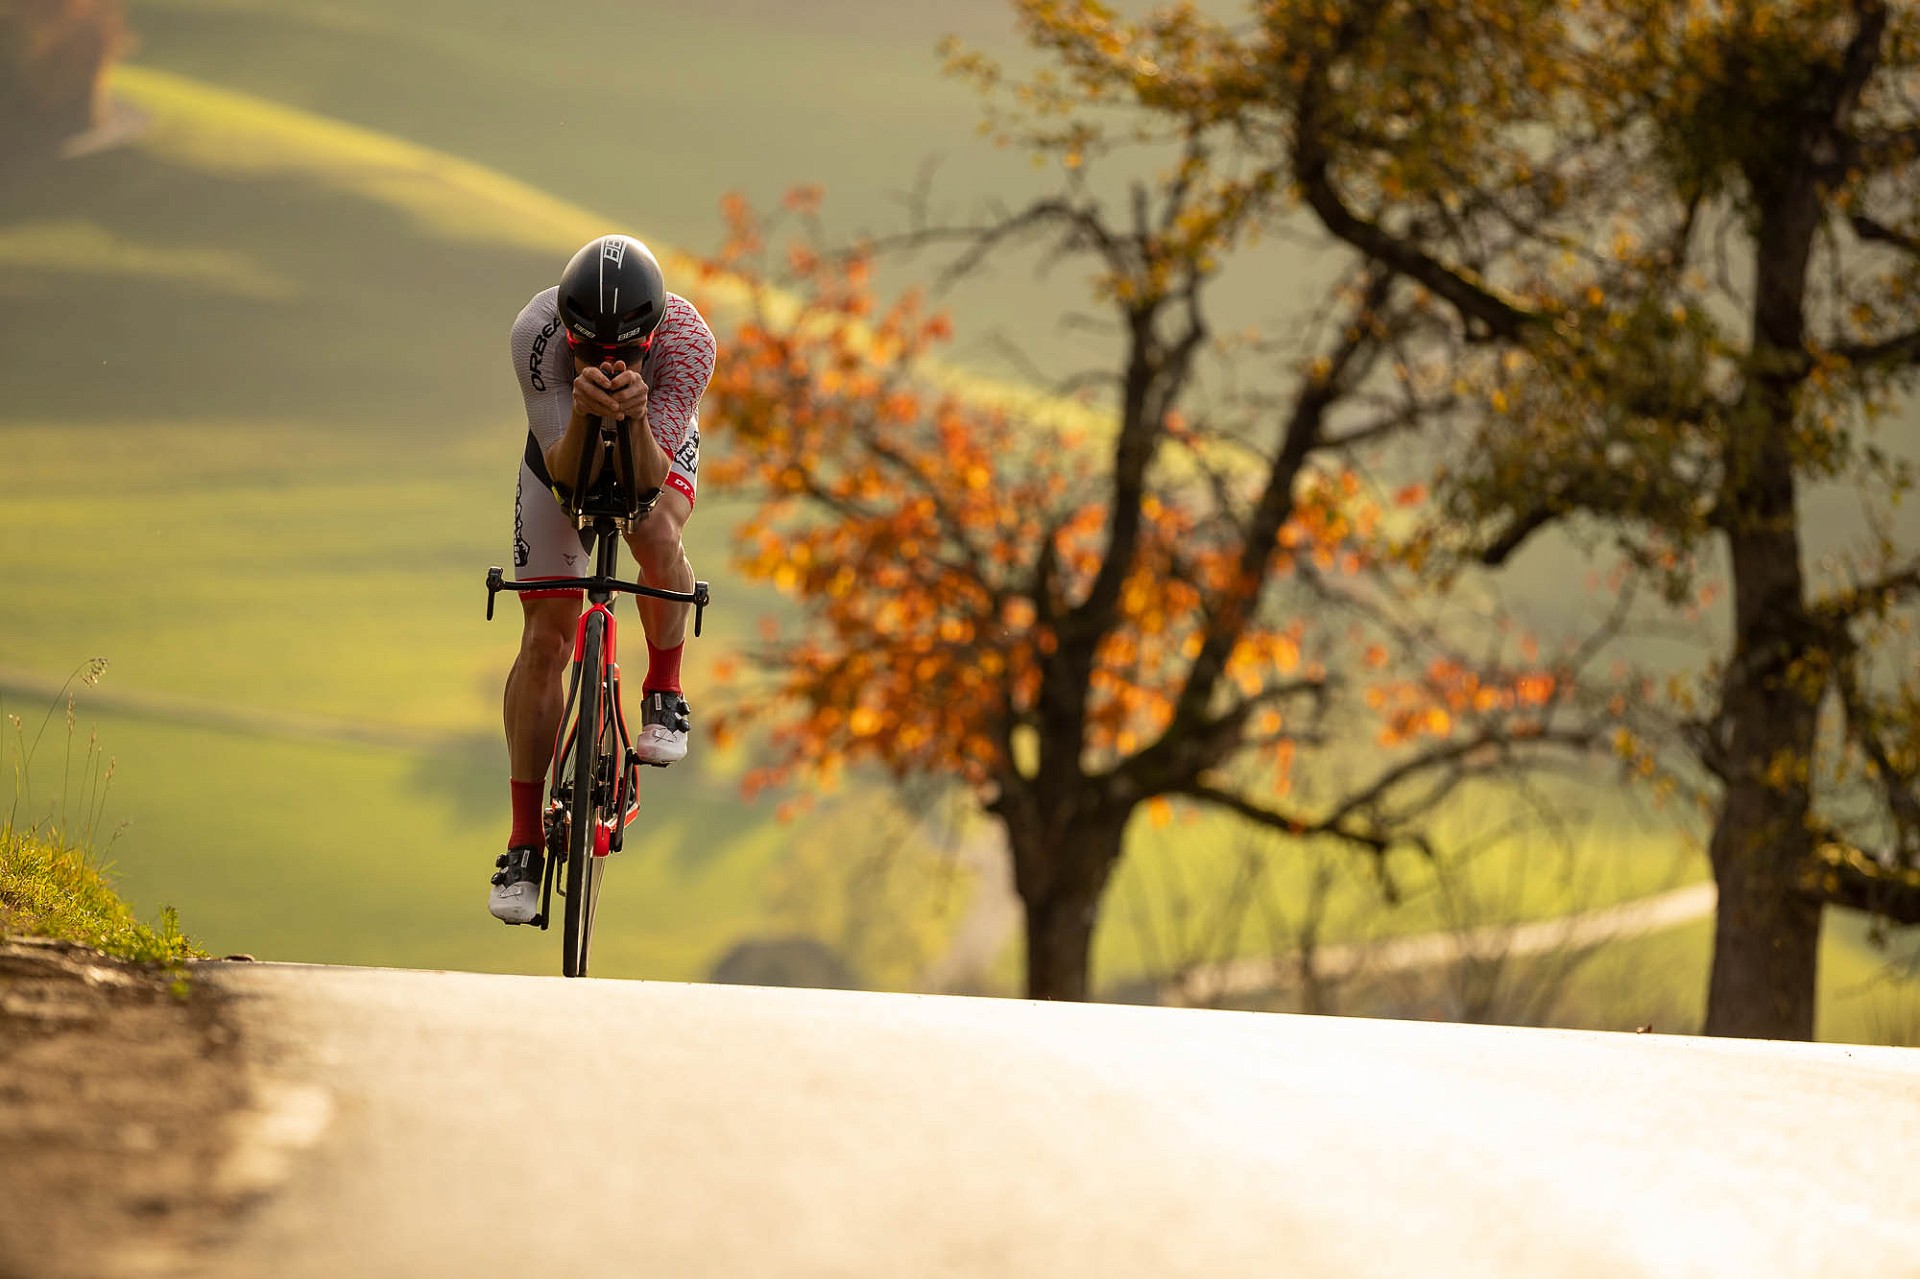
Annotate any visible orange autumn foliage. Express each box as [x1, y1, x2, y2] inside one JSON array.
[[698, 192, 1567, 809]]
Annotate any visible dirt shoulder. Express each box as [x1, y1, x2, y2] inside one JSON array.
[[0, 938, 249, 1279]]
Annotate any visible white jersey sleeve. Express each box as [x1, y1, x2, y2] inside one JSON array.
[[638, 294, 716, 458], [509, 286, 573, 454]]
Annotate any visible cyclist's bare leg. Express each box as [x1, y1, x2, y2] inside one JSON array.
[[490, 594, 577, 919], [504, 594, 582, 782], [624, 491, 694, 763], [624, 489, 694, 649]]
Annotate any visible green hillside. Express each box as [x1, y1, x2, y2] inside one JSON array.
[[0, 1, 1914, 1035], [121, 0, 1024, 249], [0, 51, 819, 979]]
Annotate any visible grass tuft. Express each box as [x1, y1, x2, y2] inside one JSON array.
[[2, 662, 204, 968], [0, 827, 203, 966]]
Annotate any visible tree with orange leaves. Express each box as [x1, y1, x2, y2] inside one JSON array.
[[991, 0, 1920, 1036], [699, 151, 1591, 999]]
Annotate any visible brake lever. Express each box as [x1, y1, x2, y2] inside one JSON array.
[[485, 566, 504, 621]]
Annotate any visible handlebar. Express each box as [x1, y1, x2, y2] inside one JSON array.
[[485, 566, 711, 637], [569, 415, 651, 525]]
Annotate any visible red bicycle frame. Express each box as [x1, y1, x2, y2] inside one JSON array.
[[562, 601, 635, 857], [483, 416, 710, 975]]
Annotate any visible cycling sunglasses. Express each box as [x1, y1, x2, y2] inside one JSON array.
[[565, 330, 653, 365]]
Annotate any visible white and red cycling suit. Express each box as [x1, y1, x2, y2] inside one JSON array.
[[507, 286, 716, 599]]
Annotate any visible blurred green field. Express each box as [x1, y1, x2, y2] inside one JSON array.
[[1460, 910, 1920, 1045], [1098, 797, 1706, 986], [1, 0, 1914, 1036], [0, 409, 835, 980], [0, 44, 844, 980], [7, 708, 799, 979], [1112, 831, 1920, 1043]]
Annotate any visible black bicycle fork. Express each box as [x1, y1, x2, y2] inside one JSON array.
[[525, 633, 649, 933]]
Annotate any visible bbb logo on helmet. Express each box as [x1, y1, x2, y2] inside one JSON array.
[[615, 303, 656, 344], [557, 234, 664, 349]]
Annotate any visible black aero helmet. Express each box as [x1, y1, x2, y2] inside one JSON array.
[[557, 234, 667, 361]]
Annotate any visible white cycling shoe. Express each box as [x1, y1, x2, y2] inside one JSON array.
[[488, 847, 543, 924], [634, 691, 690, 765]]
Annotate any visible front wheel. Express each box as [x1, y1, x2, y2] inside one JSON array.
[[560, 611, 607, 977]]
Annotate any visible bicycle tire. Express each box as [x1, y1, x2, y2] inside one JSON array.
[[579, 677, 616, 968], [561, 610, 605, 977]]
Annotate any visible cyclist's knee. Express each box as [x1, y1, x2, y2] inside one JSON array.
[[628, 496, 690, 572], [518, 603, 576, 674]]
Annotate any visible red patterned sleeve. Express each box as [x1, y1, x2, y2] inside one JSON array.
[[643, 295, 716, 455]]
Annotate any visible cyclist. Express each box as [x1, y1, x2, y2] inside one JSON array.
[[490, 233, 716, 924]]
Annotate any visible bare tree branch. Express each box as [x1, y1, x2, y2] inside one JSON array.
[[1831, 640, 1920, 856], [1803, 837, 1920, 923], [1146, 272, 1395, 759], [1180, 780, 1429, 860], [1480, 507, 1559, 567], [1833, 326, 1920, 369], [1814, 559, 1920, 622], [1849, 211, 1920, 257]]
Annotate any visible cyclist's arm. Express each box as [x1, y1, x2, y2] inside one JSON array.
[[511, 301, 584, 499], [639, 298, 717, 494], [620, 413, 671, 492], [541, 401, 600, 497], [543, 371, 669, 497]]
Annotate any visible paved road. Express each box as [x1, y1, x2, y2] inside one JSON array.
[[201, 964, 1920, 1279]]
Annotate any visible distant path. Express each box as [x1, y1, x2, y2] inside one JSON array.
[[907, 818, 1716, 1005], [1166, 882, 1718, 1007], [196, 963, 1920, 1279], [0, 664, 457, 752]]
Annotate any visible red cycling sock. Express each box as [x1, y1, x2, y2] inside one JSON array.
[[509, 778, 544, 848], [644, 639, 684, 695]]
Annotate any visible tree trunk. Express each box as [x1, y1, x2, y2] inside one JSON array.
[[1004, 806, 1128, 1002], [1701, 144, 1829, 1039], [1022, 880, 1104, 1002], [1702, 484, 1822, 1039], [1705, 818, 1821, 1039]]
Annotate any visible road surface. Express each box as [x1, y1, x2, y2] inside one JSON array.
[[200, 963, 1920, 1278]]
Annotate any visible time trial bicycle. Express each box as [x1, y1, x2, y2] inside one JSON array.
[[485, 415, 709, 978]]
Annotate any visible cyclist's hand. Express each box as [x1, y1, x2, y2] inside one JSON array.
[[606, 363, 649, 426], [572, 365, 621, 419]]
